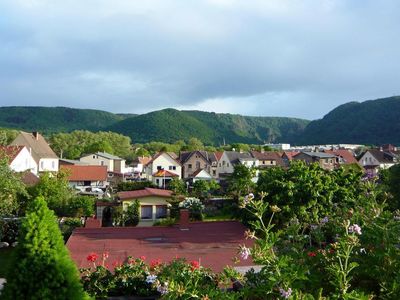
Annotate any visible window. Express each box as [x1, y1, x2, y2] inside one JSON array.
[[156, 205, 168, 218], [156, 179, 160, 185], [188, 164, 192, 169], [40, 161, 44, 170], [157, 165, 162, 170], [141, 206, 153, 219], [212, 170, 216, 175], [219, 163, 221, 167], [196, 161, 200, 169], [227, 163, 230, 167], [93, 155, 96, 159], [169, 166, 176, 170], [222, 161, 225, 166], [100, 161, 105, 166], [52, 161, 55, 169]]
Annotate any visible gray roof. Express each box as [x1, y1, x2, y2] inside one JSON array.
[[225, 151, 253, 164], [96, 152, 123, 160], [301, 151, 336, 158], [10, 131, 58, 162], [59, 158, 89, 165]]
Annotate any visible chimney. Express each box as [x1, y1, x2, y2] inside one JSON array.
[[179, 209, 190, 230], [33, 132, 39, 140]]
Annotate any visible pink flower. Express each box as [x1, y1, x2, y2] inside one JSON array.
[[86, 252, 98, 262], [348, 224, 362, 235], [279, 287, 292, 299], [140, 256, 146, 261], [150, 259, 162, 269], [102, 251, 109, 260], [238, 245, 251, 260]]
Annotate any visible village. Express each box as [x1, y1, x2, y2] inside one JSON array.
[[1, 131, 399, 288]]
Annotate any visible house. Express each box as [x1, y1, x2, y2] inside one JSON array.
[[144, 152, 182, 185], [281, 151, 300, 167], [80, 152, 126, 173], [179, 151, 217, 179], [60, 165, 108, 195], [152, 169, 179, 188], [0, 145, 38, 174], [292, 151, 336, 170], [118, 188, 173, 222], [324, 149, 359, 168], [358, 148, 398, 176], [250, 151, 285, 169], [187, 169, 214, 184], [10, 131, 59, 173], [59, 158, 89, 166], [132, 156, 152, 178], [216, 151, 253, 180]]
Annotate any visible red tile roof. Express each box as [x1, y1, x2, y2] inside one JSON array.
[[324, 150, 358, 165], [67, 221, 254, 272], [283, 151, 300, 160], [118, 187, 173, 200], [0, 145, 25, 163], [153, 169, 179, 177], [214, 152, 223, 161], [61, 165, 107, 181]]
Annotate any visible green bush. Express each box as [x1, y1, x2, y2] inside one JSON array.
[[1, 196, 89, 300]]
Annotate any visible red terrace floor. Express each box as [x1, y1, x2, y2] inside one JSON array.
[[67, 221, 254, 272]]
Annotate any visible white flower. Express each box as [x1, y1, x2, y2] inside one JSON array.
[[348, 224, 362, 235], [157, 282, 169, 295], [146, 274, 157, 284], [238, 245, 251, 260]]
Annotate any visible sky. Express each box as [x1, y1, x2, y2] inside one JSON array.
[[1, 0, 400, 120]]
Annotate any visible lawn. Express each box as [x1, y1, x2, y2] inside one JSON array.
[[0, 248, 14, 279]]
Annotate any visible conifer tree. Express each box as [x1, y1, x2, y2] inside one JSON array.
[[1, 196, 89, 300]]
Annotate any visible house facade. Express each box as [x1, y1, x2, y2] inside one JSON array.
[[144, 152, 182, 183], [10, 131, 59, 173], [358, 149, 397, 175], [0, 145, 38, 174], [292, 151, 336, 170], [80, 152, 126, 173], [118, 188, 173, 223], [179, 151, 217, 179]]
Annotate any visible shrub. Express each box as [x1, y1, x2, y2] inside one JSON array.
[[179, 197, 205, 221], [1, 196, 89, 299], [125, 200, 140, 226], [0, 218, 21, 244]]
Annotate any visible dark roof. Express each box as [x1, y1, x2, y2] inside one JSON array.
[[67, 221, 254, 272], [368, 149, 397, 164], [118, 187, 173, 200], [179, 151, 217, 164], [59, 158, 89, 165]]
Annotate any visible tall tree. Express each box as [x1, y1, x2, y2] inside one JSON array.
[[1, 196, 88, 299], [228, 164, 256, 200], [0, 156, 27, 217]]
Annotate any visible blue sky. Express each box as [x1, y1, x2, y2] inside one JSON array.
[[1, 0, 399, 119]]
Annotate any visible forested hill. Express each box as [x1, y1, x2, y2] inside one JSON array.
[[105, 109, 310, 144], [295, 96, 400, 145], [0, 106, 125, 133]]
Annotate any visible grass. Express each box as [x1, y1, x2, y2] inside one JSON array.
[[0, 248, 15, 279]]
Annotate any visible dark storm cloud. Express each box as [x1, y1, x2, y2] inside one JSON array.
[[1, 0, 400, 119]]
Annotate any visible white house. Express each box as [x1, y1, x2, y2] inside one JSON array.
[[144, 152, 182, 184], [358, 149, 397, 175], [10, 131, 59, 173], [0, 145, 38, 174], [80, 152, 126, 173]]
